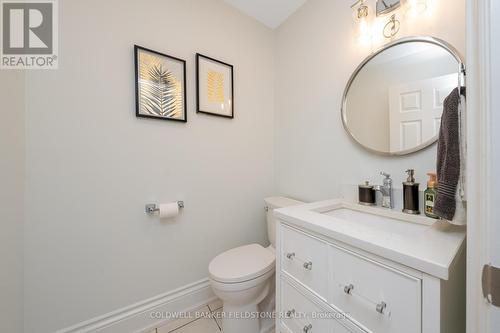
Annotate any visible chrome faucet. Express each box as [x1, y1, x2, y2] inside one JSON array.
[[373, 172, 394, 209]]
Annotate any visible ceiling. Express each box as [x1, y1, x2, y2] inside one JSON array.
[[223, 0, 308, 29]]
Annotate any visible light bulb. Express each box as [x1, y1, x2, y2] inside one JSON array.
[[406, 0, 427, 17], [358, 17, 373, 45], [351, 0, 373, 46]]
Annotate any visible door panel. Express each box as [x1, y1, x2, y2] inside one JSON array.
[[389, 74, 456, 152]]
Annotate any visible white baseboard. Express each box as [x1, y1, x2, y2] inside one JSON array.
[[56, 278, 216, 333]]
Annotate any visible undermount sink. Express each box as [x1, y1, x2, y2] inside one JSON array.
[[318, 200, 434, 225], [321, 203, 432, 239]]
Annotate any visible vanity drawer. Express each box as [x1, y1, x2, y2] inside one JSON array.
[[281, 278, 355, 333], [281, 225, 328, 299], [329, 245, 421, 333]]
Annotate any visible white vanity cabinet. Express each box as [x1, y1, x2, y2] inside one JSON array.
[[275, 200, 466, 333]]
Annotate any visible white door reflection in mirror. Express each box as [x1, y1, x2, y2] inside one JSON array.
[[389, 74, 456, 152]]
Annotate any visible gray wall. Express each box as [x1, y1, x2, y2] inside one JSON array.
[[0, 71, 25, 333], [23, 0, 275, 331]]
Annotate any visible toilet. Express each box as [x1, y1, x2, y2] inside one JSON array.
[[208, 197, 303, 333]]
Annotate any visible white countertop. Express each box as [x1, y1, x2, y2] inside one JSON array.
[[275, 199, 466, 280]]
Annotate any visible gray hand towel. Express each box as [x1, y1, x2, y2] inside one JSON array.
[[434, 88, 461, 220]]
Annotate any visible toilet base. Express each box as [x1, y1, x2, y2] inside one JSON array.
[[216, 275, 275, 333], [208, 245, 277, 333]]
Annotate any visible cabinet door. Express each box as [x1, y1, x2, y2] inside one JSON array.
[[329, 245, 421, 333]]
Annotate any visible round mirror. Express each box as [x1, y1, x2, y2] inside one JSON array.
[[341, 37, 464, 156]]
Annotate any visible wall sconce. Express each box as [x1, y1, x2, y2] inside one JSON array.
[[351, 0, 372, 43], [351, 0, 428, 42]]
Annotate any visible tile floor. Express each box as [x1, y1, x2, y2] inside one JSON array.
[[148, 299, 223, 333], [148, 298, 275, 333]]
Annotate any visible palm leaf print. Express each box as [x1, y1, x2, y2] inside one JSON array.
[[139, 52, 183, 118]]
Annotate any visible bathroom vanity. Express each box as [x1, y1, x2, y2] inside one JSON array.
[[275, 199, 466, 333]]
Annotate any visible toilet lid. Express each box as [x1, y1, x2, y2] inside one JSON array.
[[209, 244, 275, 283]]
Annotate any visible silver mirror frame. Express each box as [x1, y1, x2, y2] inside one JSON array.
[[341, 36, 465, 156]]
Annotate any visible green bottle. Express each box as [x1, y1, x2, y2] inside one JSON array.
[[424, 172, 439, 219]]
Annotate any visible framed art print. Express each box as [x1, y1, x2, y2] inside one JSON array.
[[135, 45, 187, 122], [196, 53, 234, 118]]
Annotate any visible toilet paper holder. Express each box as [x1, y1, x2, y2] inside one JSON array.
[[145, 201, 184, 215]]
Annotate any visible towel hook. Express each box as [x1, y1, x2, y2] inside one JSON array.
[[458, 62, 466, 95]]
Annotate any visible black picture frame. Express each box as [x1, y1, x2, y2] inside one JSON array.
[[134, 45, 187, 122], [196, 53, 234, 119]]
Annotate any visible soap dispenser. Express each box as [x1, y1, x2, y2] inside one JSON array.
[[424, 172, 439, 219], [403, 169, 420, 215]]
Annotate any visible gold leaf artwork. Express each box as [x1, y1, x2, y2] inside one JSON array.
[[207, 70, 224, 103], [138, 51, 183, 118]]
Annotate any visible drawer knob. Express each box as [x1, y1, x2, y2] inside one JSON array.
[[344, 283, 354, 295], [285, 309, 295, 318], [303, 323, 312, 332], [376, 301, 387, 314], [286, 252, 295, 260], [303, 261, 313, 270]]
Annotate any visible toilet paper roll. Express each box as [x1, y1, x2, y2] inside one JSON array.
[[159, 202, 179, 218]]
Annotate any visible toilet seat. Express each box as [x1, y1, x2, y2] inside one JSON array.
[[209, 244, 275, 284], [209, 268, 275, 293]]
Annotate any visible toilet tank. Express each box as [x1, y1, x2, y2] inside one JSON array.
[[264, 197, 304, 248]]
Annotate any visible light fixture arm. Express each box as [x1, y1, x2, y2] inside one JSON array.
[[383, 14, 401, 39]]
